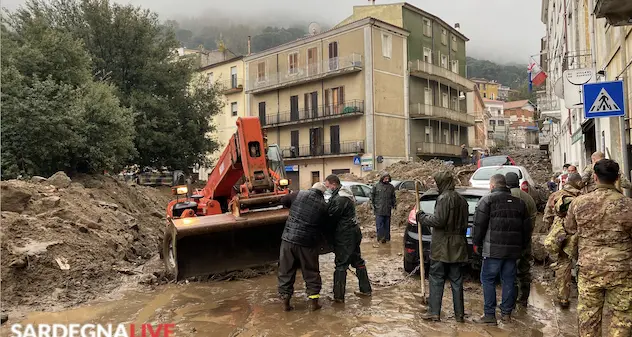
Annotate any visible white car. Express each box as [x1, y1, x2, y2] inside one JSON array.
[[324, 181, 372, 204], [469, 165, 538, 200]]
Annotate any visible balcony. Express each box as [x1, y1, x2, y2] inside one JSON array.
[[409, 60, 475, 92], [247, 54, 363, 94], [409, 103, 475, 126], [415, 142, 462, 157], [594, 0, 632, 26], [218, 78, 244, 94], [282, 141, 364, 160], [262, 100, 364, 128]]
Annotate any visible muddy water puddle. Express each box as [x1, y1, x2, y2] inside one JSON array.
[[2, 237, 578, 336]]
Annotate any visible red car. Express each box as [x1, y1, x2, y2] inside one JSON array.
[[477, 155, 516, 168]]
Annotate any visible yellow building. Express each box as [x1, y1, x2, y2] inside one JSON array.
[[196, 55, 246, 180], [470, 78, 500, 100], [244, 18, 409, 189]]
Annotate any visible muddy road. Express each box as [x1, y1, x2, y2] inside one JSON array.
[[2, 236, 578, 337]]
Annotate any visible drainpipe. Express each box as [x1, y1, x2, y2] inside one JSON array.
[[619, 27, 630, 196]]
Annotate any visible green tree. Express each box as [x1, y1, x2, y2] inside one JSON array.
[[11, 0, 223, 172]]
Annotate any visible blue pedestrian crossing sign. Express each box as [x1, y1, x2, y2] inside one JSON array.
[[353, 156, 361, 165], [582, 80, 625, 118]]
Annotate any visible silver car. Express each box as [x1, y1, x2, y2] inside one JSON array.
[[324, 181, 372, 205]]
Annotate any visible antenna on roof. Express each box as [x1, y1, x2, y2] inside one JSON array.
[[308, 22, 322, 36]]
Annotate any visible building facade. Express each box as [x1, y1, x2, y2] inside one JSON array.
[[498, 85, 511, 101], [337, 3, 476, 161], [469, 86, 489, 148], [244, 18, 409, 189], [484, 99, 509, 147], [471, 78, 500, 100], [504, 100, 538, 148]]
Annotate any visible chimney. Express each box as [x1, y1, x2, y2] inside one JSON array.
[[369, 0, 375, 5], [247, 36, 251, 55], [454, 23, 461, 31]]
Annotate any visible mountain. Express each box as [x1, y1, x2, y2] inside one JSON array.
[[466, 57, 528, 88]]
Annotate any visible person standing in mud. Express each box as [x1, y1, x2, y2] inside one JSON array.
[[472, 174, 531, 325], [277, 182, 329, 311], [565, 159, 632, 336], [370, 172, 396, 243], [416, 171, 469, 322], [505, 172, 536, 308], [325, 174, 372, 302], [544, 173, 582, 309]]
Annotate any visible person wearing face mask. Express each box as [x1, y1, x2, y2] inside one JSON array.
[[325, 174, 372, 303], [370, 172, 396, 243]]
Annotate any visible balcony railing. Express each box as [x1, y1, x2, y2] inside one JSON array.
[[415, 142, 462, 156], [247, 54, 363, 93], [282, 141, 364, 159], [409, 59, 475, 92], [262, 100, 364, 128], [409, 103, 475, 125], [218, 78, 244, 94]]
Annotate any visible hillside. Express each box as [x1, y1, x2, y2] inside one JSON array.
[[466, 57, 528, 88]]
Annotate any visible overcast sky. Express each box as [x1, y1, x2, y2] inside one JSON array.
[[2, 0, 544, 64]]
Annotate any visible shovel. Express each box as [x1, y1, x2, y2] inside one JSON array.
[[414, 179, 427, 305]]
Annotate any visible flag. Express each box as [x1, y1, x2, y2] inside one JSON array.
[[528, 60, 547, 87]]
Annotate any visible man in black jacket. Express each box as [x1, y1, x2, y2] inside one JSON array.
[[417, 171, 469, 322], [325, 174, 372, 303], [473, 174, 531, 325], [370, 172, 396, 243], [277, 182, 328, 311]]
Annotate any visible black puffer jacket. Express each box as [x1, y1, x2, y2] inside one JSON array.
[[370, 173, 396, 216], [328, 186, 358, 234], [281, 188, 328, 247], [473, 187, 531, 259]]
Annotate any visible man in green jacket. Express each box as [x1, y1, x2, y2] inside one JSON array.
[[505, 172, 537, 307], [417, 171, 469, 322]]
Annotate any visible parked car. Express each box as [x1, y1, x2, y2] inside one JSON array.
[[477, 155, 516, 168], [403, 187, 490, 273], [324, 181, 372, 205], [390, 180, 423, 191], [469, 165, 540, 202]]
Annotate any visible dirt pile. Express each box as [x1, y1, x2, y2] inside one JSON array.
[[363, 160, 476, 187], [1, 173, 170, 312], [505, 149, 553, 186], [358, 190, 418, 238]]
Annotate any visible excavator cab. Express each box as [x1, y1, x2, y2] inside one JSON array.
[[162, 117, 293, 280]]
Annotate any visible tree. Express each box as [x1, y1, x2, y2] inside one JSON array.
[[0, 22, 135, 178], [11, 0, 223, 172]]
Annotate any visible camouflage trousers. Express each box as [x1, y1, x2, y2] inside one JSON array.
[[577, 269, 632, 337], [554, 252, 573, 302], [514, 251, 533, 304]]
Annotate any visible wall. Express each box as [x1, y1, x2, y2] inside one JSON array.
[[291, 157, 363, 189]]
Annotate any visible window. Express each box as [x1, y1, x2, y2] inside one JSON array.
[[351, 185, 366, 198], [230, 66, 237, 88], [230, 102, 238, 117], [290, 95, 299, 121], [258, 102, 266, 125], [328, 41, 338, 70], [290, 130, 299, 157], [330, 125, 340, 154], [309, 127, 324, 156], [288, 52, 299, 75], [332, 169, 350, 175], [498, 120, 505, 126], [453, 131, 459, 146], [451, 36, 458, 51], [483, 93, 487, 98], [424, 87, 432, 105], [451, 97, 458, 110], [443, 129, 449, 144], [440, 54, 448, 68], [441, 29, 448, 45], [489, 120, 496, 126], [423, 19, 431, 36], [442, 93, 448, 108], [425, 126, 433, 142], [257, 62, 265, 82], [360, 185, 372, 197], [325, 86, 344, 115], [423, 48, 432, 64], [382, 33, 392, 58], [451, 60, 459, 73], [491, 93, 495, 100], [307, 47, 318, 75]]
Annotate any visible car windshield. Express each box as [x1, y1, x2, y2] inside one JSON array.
[[420, 195, 481, 215], [480, 156, 512, 166], [472, 167, 523, 180]]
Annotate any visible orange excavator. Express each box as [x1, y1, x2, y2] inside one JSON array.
[[162, 117, 291, 280]]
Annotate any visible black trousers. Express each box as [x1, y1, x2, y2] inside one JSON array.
[[428, 260, 464, 318], [333, 227, 371, 299], [277, 240, 321, 297]]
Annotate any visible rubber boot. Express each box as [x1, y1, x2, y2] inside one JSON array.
[[333, 270, 347, 303], [281, 295, 293, 311], [309, 298, 322, 311], [355, 266, 372, 296]]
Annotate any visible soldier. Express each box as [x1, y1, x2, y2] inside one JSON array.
[[542, 187, 563, 234], [582, 151, 631, 193], [566, 159, 632, 336], [544, 173, 582, 309]]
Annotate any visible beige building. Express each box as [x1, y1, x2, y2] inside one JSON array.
[[244, 18, 409, 189], [196, 55, 246, 180]]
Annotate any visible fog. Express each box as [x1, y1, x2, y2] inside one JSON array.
[[2, 0, 544, 64]]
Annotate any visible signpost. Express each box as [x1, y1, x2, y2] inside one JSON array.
[[563, 68, 596, 109], [582, 80, 625, 118], [353, 156, 361, 165]]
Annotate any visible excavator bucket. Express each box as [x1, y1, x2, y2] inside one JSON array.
[[162, 208, 289, 280]]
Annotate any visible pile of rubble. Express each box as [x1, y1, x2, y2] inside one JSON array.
[[357, 190, 418, 238], [503, 149, 553, 186], [1, 172, 170, 312]]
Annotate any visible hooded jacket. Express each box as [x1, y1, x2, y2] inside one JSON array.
[[328, 186, 358, 234], [281, 188, 328, 247], [505, 172, 537, 232], [417, 172, 469, 263], [370, 172, 396, 216]]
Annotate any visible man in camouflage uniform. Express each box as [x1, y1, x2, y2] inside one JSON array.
[[582, 151, 631, 193], [542, 188, 563, 234], [566, 159, 632, 337], [546, 173, 582, 308]]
